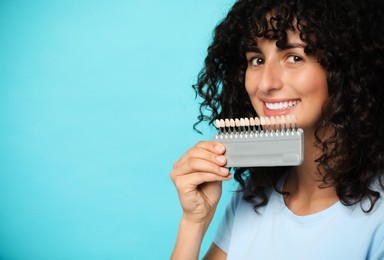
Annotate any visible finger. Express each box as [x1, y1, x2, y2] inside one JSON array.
[[173, 141, 226, 168], [195, 141, 226, 155], [170, 158, 230, 184], [174, 146, 227, 169], [173, 171, 233, 190], [174, 157, 229, 178]]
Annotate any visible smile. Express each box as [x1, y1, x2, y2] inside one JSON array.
[[265, 100, 301, 110]]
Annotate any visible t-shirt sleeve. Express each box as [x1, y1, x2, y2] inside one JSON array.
[[213, 192, 242, 253], [370, 223, 384, 260], [371, 240, 384, 260]]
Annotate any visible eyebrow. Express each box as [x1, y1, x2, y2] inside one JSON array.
[[245, 43, 305, 53], [280, 43, 306, 50]]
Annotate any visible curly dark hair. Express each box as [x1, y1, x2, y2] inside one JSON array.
[[193, 0, 384, 212]]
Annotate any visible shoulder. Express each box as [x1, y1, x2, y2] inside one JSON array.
[[367, 192, 384, 260], [219, 190, 246, 221], [367, 176, 384, 215], [213, 191, 245, 253], [228, 190, 244, 212], [350, 177, 384, 218]]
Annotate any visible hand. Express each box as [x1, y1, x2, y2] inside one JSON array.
[[170, 141, 232, 224]]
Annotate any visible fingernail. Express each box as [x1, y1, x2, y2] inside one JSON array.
[[220, 167, 229, 174], [215, 144, 225, 153], [216, 155, 226, 163]]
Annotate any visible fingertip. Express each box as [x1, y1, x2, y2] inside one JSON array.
[[219, 167, 229, 174], [214, 144, 226, 154], [215, 155, 226, 164]]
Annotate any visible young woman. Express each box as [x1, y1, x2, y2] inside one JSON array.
[[171, 0, 384, 259]]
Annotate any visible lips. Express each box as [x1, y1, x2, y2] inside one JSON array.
[[264, 100, 301, 110]]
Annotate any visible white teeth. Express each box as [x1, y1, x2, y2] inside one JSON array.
[[265, 100, 301, 110]]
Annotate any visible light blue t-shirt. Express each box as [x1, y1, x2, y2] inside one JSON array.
[[214, 177, 384, 260]]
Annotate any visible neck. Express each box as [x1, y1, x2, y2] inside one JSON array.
[[283, 131, 339, 216]]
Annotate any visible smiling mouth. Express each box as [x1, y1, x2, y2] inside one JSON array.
[[264, 100, 301, 110]]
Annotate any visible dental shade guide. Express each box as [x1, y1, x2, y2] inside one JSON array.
[[214, 115, 304, 167]]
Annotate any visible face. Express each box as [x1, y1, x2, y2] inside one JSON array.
[[245, 30, 328, 133]]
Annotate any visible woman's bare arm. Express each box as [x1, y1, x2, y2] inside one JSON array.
[[203, 243, 227, 260], [170, 141, 231, 259]]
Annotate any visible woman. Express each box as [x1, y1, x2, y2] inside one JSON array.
[[171, 0, 384, 259]]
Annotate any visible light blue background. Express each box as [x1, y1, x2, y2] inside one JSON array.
[[0, 0, 237, 259]]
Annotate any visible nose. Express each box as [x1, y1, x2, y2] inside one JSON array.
[[258, 61, 283, 92]]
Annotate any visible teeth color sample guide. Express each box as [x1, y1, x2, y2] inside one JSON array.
[[215, 116, 304, 167]]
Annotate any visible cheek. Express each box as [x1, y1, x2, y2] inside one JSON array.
[[308, 77, 328, 102], [295, 68, 328, 99], [245, 72, 264, 115], [299, 73, 329, 125], [245, 69, 254, 96], [245, 70, 257, 95]]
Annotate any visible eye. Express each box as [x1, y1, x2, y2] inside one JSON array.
[[249, 57, 265, 66], [286, 55, 303, 64]]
